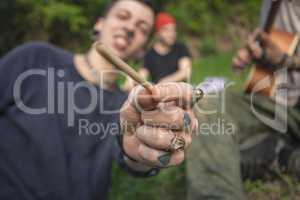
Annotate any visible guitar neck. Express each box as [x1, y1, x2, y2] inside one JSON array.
[[262, 0, 283, 33]]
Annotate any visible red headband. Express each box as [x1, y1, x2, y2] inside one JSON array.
[[155, 12, 176, 33]]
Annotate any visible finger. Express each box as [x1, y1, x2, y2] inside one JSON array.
[[249, 28, 260, 42], [248, 28, 264, 44], [128, 85, 158, 111], [121, 83, 197, 131], [144, 107, 197, 134], [249, 29, 272, 47], [120, 86, 157, 126], [138, 144, 185, 168], [157, 101, 177, 107], [232, 49, 251, 71], [232, 57, 245, 69], [238, 48, 252, 65], [128, 82, 195, 112], [123, 133, 142, 161], [234, 54, 249, 68], [150, 82, 194, 107], [232, 57, 246, 72], [248, 41, 263, 59], [256, 30, 272, 46], [120, 100, 141, 125], [136, 126, 192, 151], [141, 106, 190, 130]]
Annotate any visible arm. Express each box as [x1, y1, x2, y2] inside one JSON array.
[[159, 57, 192, 83], [232, 29, 300, 72]]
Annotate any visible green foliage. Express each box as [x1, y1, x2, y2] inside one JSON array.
[[0, 0, 109, 55], [166, 0, 261, 54], [167, 0, 260, 36], [40, 2, 87, 32], [198, 36, 218, 56], [0, 0, 261, 56], [109, 162, 186, 200]]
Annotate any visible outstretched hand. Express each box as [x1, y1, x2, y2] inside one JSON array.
[[120, 82, 198, 169]]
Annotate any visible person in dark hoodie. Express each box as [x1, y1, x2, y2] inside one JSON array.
[[0, 1, 198, 199]]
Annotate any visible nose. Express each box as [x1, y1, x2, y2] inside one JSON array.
[[124, 20, 135, 39], [127, 31, 134, 39]]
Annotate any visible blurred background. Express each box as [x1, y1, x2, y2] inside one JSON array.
[[0, 0, 260, 55], [2, 0, 298, 199], [0, 0, 261, 91]]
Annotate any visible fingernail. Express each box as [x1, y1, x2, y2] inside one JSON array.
[[158, 153, 171, 166], [183, 112, 191, 128]]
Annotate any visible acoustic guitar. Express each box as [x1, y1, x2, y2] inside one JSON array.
[[244, 0, 300, 97]]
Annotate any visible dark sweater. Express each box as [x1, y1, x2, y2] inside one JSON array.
[[0, 42, 129, 200]]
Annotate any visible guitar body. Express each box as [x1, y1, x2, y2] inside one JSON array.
[[244, 29, 299, 96]]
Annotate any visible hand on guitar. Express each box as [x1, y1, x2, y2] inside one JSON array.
[[232, 29, 287, 73]]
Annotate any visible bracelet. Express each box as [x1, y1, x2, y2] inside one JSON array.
[[119, 153, 160, 177]]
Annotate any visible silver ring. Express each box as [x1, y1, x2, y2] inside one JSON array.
[[191, 88, 204, 106]]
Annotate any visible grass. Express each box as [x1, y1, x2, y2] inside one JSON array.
[[109, 163, 186, 200], [109, 53, 300, 200], [190, 51, 248, 90]]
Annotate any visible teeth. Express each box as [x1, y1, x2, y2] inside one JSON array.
[[115, 36, 128, 47]]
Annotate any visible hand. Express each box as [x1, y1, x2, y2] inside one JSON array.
[[232, 29, 286, 72], [120, 82, 198, 169]]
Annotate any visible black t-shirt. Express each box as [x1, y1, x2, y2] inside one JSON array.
[[0, 42, 131, 200], [144, 43, 190, 83]]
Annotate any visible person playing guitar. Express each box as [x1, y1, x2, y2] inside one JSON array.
[[187, 0, 300, 199]]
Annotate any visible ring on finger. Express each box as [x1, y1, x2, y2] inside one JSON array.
[[168, 135, 185, 152], [191, 88, 204, 107]]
